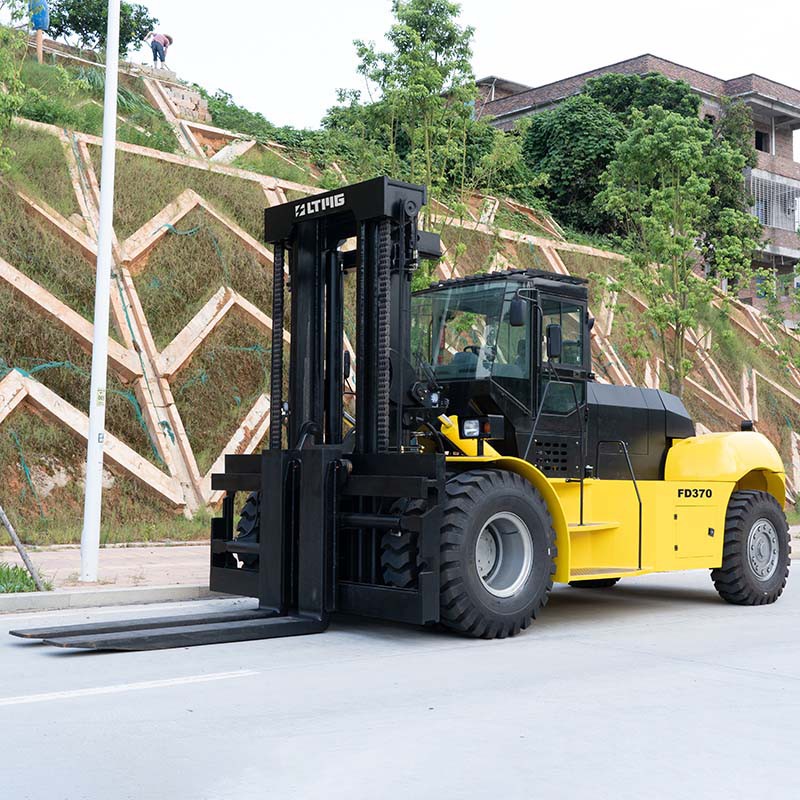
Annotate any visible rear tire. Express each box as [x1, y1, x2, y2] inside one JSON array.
[[439, 469, 556, 638], [711, 490, 790, 605], [569, 578, 620, 589], [381, 500, 425, 589]]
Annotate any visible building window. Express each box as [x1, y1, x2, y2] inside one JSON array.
[[749, 174, 800, 231], [755, 130, 770, 153], [704, 113, 716, 126]]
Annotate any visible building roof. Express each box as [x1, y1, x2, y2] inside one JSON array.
[[475, 75, 533, 95], [479, 54, 800, 129]]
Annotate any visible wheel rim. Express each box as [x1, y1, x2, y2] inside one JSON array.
[[474, 512, 534, 598], [746, 517, 780, 582]]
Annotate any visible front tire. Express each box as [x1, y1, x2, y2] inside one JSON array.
[[439, 469, 556, 638], [711, 490, 790, 605]]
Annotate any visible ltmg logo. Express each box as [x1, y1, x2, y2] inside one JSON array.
[[294, 193, 346, 218]]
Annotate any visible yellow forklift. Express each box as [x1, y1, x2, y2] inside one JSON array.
[[14, 177, 790, 649]]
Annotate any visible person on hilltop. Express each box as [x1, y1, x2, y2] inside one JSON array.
[[146, 31, 174, 70]]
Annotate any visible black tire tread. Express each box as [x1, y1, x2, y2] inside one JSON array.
[[711, 490, 790, 605], [439, 469, 556, 639]]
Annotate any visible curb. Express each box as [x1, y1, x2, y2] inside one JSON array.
[[0, 584, 221, 614]]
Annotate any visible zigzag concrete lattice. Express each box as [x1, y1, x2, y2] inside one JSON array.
[[2, 62, 800, 516]]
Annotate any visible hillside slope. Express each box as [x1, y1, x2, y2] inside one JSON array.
[[1, 46, 799, 543]]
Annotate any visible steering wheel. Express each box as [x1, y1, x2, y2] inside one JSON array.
[[463, 345, 481, 355]]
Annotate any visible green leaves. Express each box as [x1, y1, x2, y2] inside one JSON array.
[[584, 72, 700, 120], [0, 21, 27, 172], [521, 94, 625, 231], [48, 0, 158, 56], [597, 105, 763, 396], [334, 0, 479, 205]]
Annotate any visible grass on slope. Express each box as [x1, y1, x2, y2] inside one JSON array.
[[18, 57, 177, 153], [234, 145, 317, 185], [132, 207, 277, 349], [0, 410, 206, 546], [494, 205, 556, 239], [2, 124, 78, 218], [95, 148, 268, 240], [0, 183, 100, 323], [440, 224, 499, 275], [0, 285, 163, 465], [171, 311, 282, 474]]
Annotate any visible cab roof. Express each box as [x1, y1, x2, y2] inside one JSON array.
[[417, 269, 588, 300]]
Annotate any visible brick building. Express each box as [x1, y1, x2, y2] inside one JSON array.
[[477, 55, 800, 285]]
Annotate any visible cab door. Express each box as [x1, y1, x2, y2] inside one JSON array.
[[529, 295, 590, 479]]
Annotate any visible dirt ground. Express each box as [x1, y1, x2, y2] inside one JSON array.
[[0, 543, 209, 588]]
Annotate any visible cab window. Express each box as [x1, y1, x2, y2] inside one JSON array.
[[538, 379, 585, 415], [491, 294, 531, 409], [541, 298, 585, 367]]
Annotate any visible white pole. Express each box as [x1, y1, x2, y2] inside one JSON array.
[[80, 0, 122, 583]]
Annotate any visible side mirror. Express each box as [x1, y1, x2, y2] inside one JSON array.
[[343, 350, 351, 382], [546, 324, 562, 361], [509, 297, 526, 328]]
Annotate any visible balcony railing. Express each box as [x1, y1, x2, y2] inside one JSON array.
[[749, 173, 800, 232]]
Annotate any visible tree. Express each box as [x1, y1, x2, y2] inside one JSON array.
[[48, 0, 157, 55], [597, 107, 762, 397], [520, 94, 625, 231], [584, 72, 700, 120], [699, 98, 761, 276], [342, 0, 479, 203], [0, 4, 31, 171]]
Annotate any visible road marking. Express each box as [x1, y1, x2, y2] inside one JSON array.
[[0, 670, 260, 707]]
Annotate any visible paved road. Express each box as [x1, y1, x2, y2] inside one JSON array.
[[0, 570, 797, 800]]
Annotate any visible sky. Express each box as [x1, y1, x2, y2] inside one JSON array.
[[127, 0, 800, 131]]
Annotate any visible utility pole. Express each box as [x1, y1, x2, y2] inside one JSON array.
[[80, 0, 121, 582]]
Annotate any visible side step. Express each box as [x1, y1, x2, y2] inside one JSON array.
[[10, 608, 327, 651], [568, 521, 620, 534]]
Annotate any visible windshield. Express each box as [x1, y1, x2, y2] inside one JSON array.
[[411, 281, 531, 405]]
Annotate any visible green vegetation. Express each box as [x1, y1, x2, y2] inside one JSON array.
[[0, 183, 100, 322], [0, 24, 27, 172], [598, 106, 762, 396], [132, 207, 274, 349], [440, 224, 498, 275], [0, 284, 162, 464], [171, 314, 275, 475], [233, 145, 316, 186], [0, 410, 206, 546], [521, 94, 625, 231], [320, 0, 540, 210], [583, 72, 701, 120], [203, 89, 312, 150], [49, 0, 158, 55], [2, 123, 78, 218], [16, 58, 178, 153], [97, 148, 267, 239], [493, 205, 555, 239], [0, 562, 49, 593]]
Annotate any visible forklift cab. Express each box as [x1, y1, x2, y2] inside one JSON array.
[[411, 270, 591, 470]]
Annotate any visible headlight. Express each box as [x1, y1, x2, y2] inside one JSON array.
[[462, 419, 481, 438], [458, 415, 505, 442]]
